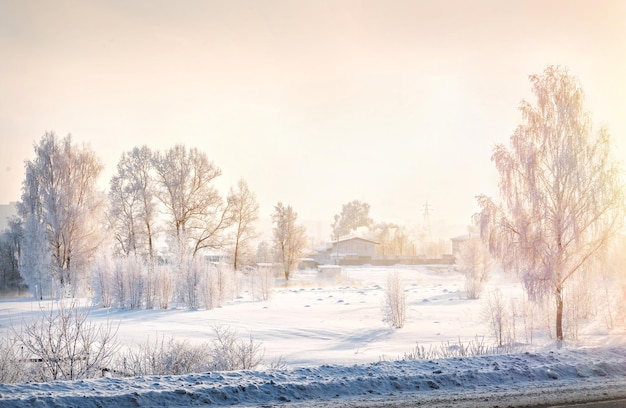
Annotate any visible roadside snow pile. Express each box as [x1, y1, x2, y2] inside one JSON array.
[[1, 346, 625, 407]]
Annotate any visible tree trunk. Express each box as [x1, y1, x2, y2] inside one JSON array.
[[146, 221, 153, 261], [555, 285, 564, 341]]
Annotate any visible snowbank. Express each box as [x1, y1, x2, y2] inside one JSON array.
[[1, 346, 626, 407]]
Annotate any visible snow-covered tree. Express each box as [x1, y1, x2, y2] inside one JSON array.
[[381, 271, 406, 328], [256, 241, 273, 264], [369, 222, 415, 257], [456, 237, 492, 299], [19, 213, 51, 299], [227, 179, 259, 271], [152, 145, 231, 256], [476, 66, 624, 341], [0, 218, 22, 291], [331, 200, 373, 239], [370, 222, 396, 257], [108, 146, 157, 260], [272, 202, 307, 280], [19, 132, 104, 297]]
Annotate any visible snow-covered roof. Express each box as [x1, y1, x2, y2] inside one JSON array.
[[331, 235, 379, 245]]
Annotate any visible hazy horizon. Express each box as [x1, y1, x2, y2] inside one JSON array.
[[2, 0, 625, 237]]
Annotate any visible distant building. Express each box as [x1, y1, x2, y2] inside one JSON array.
[[0, 202, 18, 231], [314, 236, 379, 265], [450, 233, 479, 260]]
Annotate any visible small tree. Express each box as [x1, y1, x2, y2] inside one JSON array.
[[483, 290, 510, 347], [382, 271, 406, 328], [476, 66, 624, 341], [227, 179, 259, 271], [271, 202, 307, 280], [456, 236, 492, 299]]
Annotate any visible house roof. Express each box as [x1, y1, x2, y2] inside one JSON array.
[[331, 236, 379, 245]]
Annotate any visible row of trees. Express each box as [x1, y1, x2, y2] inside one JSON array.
[[3, 134, 448, 300], [108, 145, 256, 262], [3, 135, 309, 299]]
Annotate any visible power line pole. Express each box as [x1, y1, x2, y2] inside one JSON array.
[[422, 201, 433, 241]]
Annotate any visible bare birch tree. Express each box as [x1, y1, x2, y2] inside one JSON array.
[[272, 202, 307, 280], [19, 132, 105, 297], [108, 146, 157, 260], [152, 145, 231, 256], [227, 179, 259, 271], [476, 66, 624, 341]]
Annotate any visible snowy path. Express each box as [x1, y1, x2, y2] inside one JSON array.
[[1, 346, 625, 407]]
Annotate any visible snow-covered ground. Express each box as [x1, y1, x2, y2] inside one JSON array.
[[1, 265, 625, 407]]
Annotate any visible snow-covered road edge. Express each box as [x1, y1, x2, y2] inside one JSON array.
[[1, 346, 625, 407]]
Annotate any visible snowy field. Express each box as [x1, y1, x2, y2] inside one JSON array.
[[1, 265, 625, 406]]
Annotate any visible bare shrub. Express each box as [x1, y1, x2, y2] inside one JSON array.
[[112, 259, 127, 308], [210, 325, 264, 371], [483, 290, 512, 346], [106, 256, 147, 309], [125, 257, 146, 309], [12, 301, 119, 381], [116, 326, 264, 376], [381, 271, 406, 329], [518, 297, 538, 344], [248, 264, 276, 301], [178, 256, 204, 309], [0, 337, 27, 383], [382, 336, 520, 362], [199, 262, 234, 309], [116, 335, 210, 376], [198, 263, 217, 309], [564, 277, 597, 340], [91, 255, 115, 308], [267, 355, 287, 370], [155, 264, 173, 309], [260, 264, 278, 301], [200, 262, 236, 309], [455, 237, 492, 299], [144, 262, 157, 310]]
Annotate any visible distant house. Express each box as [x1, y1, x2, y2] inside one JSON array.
[[315, 236, 379, 265], [450, 233, 479, 260]]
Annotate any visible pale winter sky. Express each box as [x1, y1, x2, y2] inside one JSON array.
[[1, 0, 625, 240]]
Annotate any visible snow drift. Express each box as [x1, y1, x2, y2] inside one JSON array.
[[1, 346, 626, 407]]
